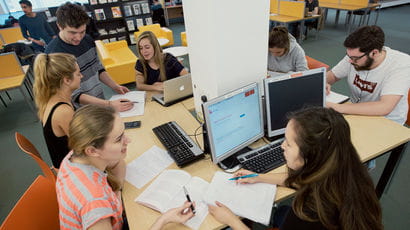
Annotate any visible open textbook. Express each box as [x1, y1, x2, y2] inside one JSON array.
[[136, 170, 277, 228], [204, 171, 277, 226], [326, 91, 349, 104], [135, 170, 209, 230]]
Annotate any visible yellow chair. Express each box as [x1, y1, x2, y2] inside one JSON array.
[[181, 32, 187, 46], [134, 24, 174, 47], [0, 175, 59, 230], [95, 40, 138, 85], [0, 52, 36, 114], [0, 27, 25, 44]]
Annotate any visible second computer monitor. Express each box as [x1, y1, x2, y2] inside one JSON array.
[[202, 83, 264, 165], [264, 68, 326, 138]]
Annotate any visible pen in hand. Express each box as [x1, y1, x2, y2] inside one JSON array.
[[229, 173, 258, 181], [120, 100, 139, 103], [183, 186, 196, 214]]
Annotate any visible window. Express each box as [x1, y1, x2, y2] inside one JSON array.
[[1, 0, 88, 13]]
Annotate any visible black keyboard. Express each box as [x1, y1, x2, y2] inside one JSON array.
[[237, 138, 286, 173], [152, 121, 204, 167]]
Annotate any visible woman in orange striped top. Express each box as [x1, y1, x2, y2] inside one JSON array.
[[56, 104, 194, 230]]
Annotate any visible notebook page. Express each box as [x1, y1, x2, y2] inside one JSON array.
[[326, 91, 349, 104], [204, 171, 277, 226], [109, 91, 146, 117]]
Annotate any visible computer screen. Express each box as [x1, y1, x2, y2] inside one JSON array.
[[264, 68, 326, 138], [203, 83, 264, 165]]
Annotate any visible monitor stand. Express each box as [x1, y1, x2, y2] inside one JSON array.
[[264, 134, 284, 143], [217, 146, 252, 173]]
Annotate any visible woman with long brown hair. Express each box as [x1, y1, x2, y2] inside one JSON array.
[[135, 31, 188, 91], [209, 107, 383, 230], [33, 52, 82, 168]]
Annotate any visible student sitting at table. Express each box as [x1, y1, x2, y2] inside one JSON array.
[[33, 53, 82, 168], [208, 107, 383, 230], [135, 31, 189, 91], [268, 26, 308, 74], [56, 104, 195, 230]]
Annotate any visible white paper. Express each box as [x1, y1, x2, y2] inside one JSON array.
[[326, 91, 349, 104], [125, 146, 173, 189], [110, 91, 146, 117], [204, 171, 277, 226], [136, 170, 209, 230]]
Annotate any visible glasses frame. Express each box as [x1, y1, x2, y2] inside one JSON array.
[[346, 51, 369, 62]]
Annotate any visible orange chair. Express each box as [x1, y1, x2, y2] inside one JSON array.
[[305, 55, 330, 70], [406, 90, 410, 126], [0, 175, 59, 230], [15, 132, 57, 183]]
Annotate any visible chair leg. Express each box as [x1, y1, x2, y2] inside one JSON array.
[[6, 91, 12, 100], [0, 94, 7, 107]]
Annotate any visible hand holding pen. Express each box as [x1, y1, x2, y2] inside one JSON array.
[[231, 169, 259, 184], [110, 99, 134, 112], [183, 186, 196, 214]]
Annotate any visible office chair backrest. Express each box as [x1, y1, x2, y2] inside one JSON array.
[[406, 90, 410, 126], [0, 52, 24, 78], [15, 132, 56, 183], [0, 175, 59, 230]]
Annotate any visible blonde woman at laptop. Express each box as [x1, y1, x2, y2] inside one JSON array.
[[135, 31, 189, 91], [33, 53, 82, 169]]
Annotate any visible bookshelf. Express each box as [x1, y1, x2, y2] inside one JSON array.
[[88, 0, 152, 45]]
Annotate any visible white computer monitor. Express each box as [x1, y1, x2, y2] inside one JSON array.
[[202, 83, 264, 166], [264, 68, 326, 138]]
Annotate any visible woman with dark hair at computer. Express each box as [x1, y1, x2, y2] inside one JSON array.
[[208, 107, 383, 230], [268, 26, 308, 74], [135, 31, 188, 91]]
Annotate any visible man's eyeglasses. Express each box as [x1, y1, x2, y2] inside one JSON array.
[[346, 51, 369, 62]]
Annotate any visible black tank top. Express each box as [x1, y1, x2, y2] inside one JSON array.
[[43, 102, 70, 168]]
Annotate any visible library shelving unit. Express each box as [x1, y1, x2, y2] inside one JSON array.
[[88, 0, 152, 45]]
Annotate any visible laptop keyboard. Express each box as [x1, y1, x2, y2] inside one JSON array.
[[237, 138, 286, 173], [152, 121, 204, 167]]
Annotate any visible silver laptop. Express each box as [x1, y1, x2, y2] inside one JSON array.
[[152, 74, 193, 106]]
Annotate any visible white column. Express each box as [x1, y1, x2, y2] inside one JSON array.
[[183, 0, 270, 114]]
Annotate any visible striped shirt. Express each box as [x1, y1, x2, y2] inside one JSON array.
[[56, 152, 123, 230], [45, 35, 105, 109]]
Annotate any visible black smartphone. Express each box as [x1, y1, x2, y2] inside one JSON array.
[[124, 121, 141, 129]]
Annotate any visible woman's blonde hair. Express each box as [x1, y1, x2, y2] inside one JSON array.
[[33, 53, 77, 119], [68, 104, 122, 191], [136, 31, 167, 82]]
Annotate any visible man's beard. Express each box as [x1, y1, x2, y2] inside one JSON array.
[[352, 56, 374, 71]]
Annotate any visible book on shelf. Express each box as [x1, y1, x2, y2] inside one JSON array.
[[126, 20, 135, 31], [133, 4, 141, 15], [90, 0, 98, 5], [123, 5, 133, 17], [141, 3, 150, 14], [135, 170, 209, 230], [109, 37, 117, 42], [111, 6, 122, 18], [118, 36, 126, 41], [113, 0, 118, 2], [98, 28, 107, 35], [117, 27, 126, 33], [108, 29, 117, 34], [107, 0, 112, 3], [136, 18, 144, 28], [145, 17, 153, 25], [129, 34, 136, 44], [94, 9, 106, 21], [98, 0, 107, 4], [102, 39, 109, 43]]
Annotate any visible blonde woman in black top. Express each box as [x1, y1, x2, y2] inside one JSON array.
[[33, 53, 82, 168]]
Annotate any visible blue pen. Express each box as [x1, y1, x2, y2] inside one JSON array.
[[229, 173, 258, 181]]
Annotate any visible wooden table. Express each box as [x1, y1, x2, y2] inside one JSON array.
[[269, 14, 321, 43], [122, 94, 410, 229], [320, 2, 381, 33]]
